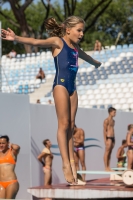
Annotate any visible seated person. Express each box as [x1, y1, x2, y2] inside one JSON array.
[[117, 139, 127, 167], [36, 68, 45, 82], [36, 99, 40, 104], [6, 49, 17, 58], [94, 40, 102, 52]]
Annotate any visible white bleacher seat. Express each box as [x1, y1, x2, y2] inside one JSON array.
[[122, 104, 129, 110], [12, 85, 18, 93], [122, 88, 129, 93], [106, 83, 113, 89], [30, 88, 35, 93], [108, 88, 114, 93], [104, 99, 112, 105], [110, 45, 116, 50], [41, 102, 47, 105], [78, 100, 82, 106], [99, 84, 106, 89], [120, 83, 127, 88], [82, 100, 89, 106], [115, 104, 121, 109], [81, 95, 87, 100], [113, 83, 120, 88], [119, 53, 126, 57], [115, 57, 122, 62], [102, 94, 109, 99], [112, 99, 119, 104], [93, 89, 100, 94], [119, 98, 126, 104], [90, 100, 97, 105], [35, 79, 41, 88], [125, 93, 131, 98], [100, 89, 107, 94], [104, 62, 110, 67], [128, 82, 133, 87], [86, 67, 93, 72], [115, 88, 122, 93], [86, 90, 93, 95], [109, 57, 115, 62], [117, 93, 124, 98], [88, 94, 94, 100], [97, 99, 104, 105], [110, 93, 117, 99], [95, 94, 102, 99], [127, 98, 133, 104]]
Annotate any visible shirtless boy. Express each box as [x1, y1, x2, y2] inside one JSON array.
[[103, 107, 116, 171], [37, 139, 53, 186], [117, 140, 127, 168], [73, 125, 86, 181]]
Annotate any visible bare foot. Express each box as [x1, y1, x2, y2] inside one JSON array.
[[70, 161, 78, 183], [63, 164, 75, 185], [105, 168, 114, 171]]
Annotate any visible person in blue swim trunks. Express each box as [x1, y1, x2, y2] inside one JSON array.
[[1, 16, 101, 185], [73, 125, 86, 181]]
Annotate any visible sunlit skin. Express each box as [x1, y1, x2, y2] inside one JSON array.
[[0, 139, 9, 152], [103, 110, 116, 171], [117, 141, 127, 167], [126, 127, 133, 169], [37, 140, 53, 186], [1, 22, 101, 185], [0, 138, 20, 199]]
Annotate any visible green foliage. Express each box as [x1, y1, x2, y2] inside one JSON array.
[[1, 0, 133, 54], [1, 9, 25, 55]]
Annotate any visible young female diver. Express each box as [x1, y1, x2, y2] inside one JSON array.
[[1, 16, 101, 185]]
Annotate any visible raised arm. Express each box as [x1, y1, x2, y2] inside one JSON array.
[[1, 28, 60, 48], [103, 119, 108, 145], [77, 46, 101, 68], [10, 143, 20, 156]]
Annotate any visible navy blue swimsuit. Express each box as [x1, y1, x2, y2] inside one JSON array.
[[53, 38, 79, 95]]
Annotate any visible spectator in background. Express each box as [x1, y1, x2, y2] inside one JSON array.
[[48, 99, 52, 104], [36, 99, 40, 104], [116, 139, 127, 168], [0, 135, 20, 199], [6, 49, 17, 59], [94, 40, 102, 52], [36, 68, 45, 82], [37, 139, 53, 186]]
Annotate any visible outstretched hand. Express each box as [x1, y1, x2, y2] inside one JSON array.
[[1, 28, 16, 41], [95, 62, 103, 69]]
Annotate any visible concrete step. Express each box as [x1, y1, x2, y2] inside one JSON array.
[[29, 76, 54, 103]]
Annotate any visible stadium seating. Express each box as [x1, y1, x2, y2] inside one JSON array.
[[1, 44, 133, 111]]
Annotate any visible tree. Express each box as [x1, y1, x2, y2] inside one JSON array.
[[0, 0, 113, 53]]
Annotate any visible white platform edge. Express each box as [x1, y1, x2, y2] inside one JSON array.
[[27, 188, 133, 199]]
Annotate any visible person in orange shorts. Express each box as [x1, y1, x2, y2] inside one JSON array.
[[0, 135, 20, 199], [37, 139, 53, 186]]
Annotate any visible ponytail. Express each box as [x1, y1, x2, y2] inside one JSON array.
[[44, 17, 64, 37], [44, 16, 85, 37]]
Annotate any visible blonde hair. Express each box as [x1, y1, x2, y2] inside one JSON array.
[[44, 16, 85, 37], [128, 124, 133, 130]]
